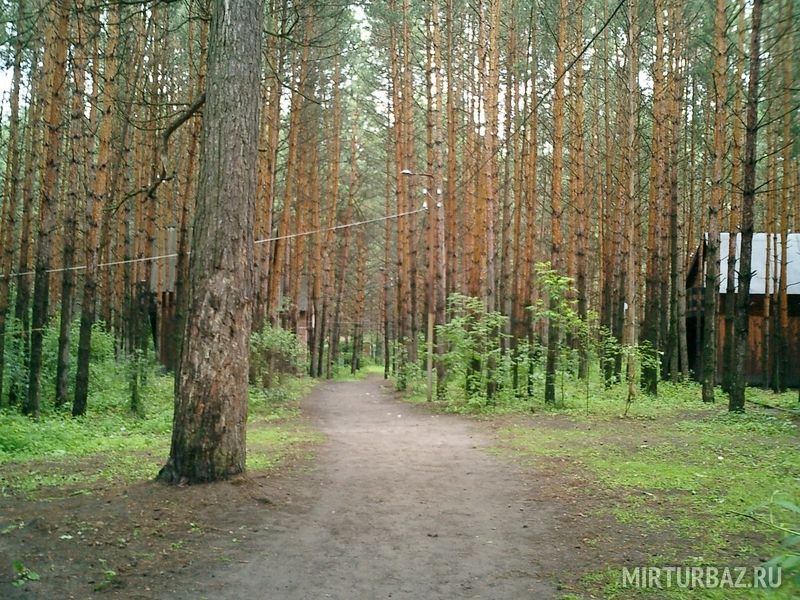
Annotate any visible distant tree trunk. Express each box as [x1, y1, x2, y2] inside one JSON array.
[[158, 0, 262, 483], [329, 125, 358, 378], [702, 0, 727, 404], [641, 0, 667, 396], [402, 0, 418, 366], [775, 0, 793, 392], [523, 4, 539, 397], [254, 0, 286, 333], [267, 23, 309, 324], [318, 59, 343, 379], [24, 0, 70, 418], [383, 126, 393, 379], [722, 0, 746, 393], [351, 231, 367, 375], [430, 0, 447, 399], [544, 0, 567, 405], [9, 53, 42, 407], [0, 0, 25, 406], [74, 3, 118, 416], [571, 0, 588, 380], [56, 2, 88, 409], [666, 10, 684, 382], [730, 0, 763, 413], [763, 127, 777, 389], [445, 0, 458, 302], [622, 0, 639, 408]]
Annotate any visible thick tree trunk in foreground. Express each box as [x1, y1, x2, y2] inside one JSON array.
[[158, 0, 262, 484]]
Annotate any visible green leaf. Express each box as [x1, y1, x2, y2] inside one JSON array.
[[782, 534, 800, 548], [774, 499, 800, 514]]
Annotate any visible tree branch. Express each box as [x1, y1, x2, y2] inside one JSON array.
[[146, 91, 206, 199]]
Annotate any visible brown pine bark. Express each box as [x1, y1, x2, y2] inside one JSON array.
[[445, 0, 458, 301], [267, 20, 310, 324], [56, 1, 89, 409], [722, 0, 745, 393], [329, 124, 359, 377], [351, 231, 367, 375], [666, 6, 685, 382], [544, 0, 568, 405], [254, 0, 287, 333], [522, 5, 539, 395], [571, 0, 588, 380], [641, 0, 668, 395], [730, 0, 763, 413], [318, 61, 343, 378], [622, 0, 640, 408], [158, 0, 262, 484], [0, 0, 26, 405], [702, 0, 727, 404], [402, 0, 418, 365], [24, 0, 70, 418], [74, 0, 118, 416], [774, 0, 793, 392], [430, 0, 447, 399], [9, 51, 42, 407]]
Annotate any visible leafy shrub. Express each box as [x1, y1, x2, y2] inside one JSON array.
[[436, 294, 509, 409], [250, 324, 304, 387], [749, 492, 800, 586]]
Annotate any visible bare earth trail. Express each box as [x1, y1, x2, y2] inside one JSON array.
[[172, 375, 560, 599]]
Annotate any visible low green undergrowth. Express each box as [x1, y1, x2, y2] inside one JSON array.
[[496, 401, 799, 599], [0, 365, 319, 496]]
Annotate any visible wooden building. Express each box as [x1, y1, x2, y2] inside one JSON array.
[[686, 233, 800, 387]]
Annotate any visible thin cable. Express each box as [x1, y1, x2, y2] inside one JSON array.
[[254, 206, 426, 245], [0, 206, 428, 281]]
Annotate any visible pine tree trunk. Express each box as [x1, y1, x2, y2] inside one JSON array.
[[730, 0, 763, 413], [0, 0, 25, 406], [74, 2, 118, 416], [544, 0, 567, 405], [722, 1, 746, 393], [158, 0, 262, 484], [24, 0, 70, 418], [702, 0, 727, 404], [56, 2, 88, 409], [9, 52, 42, 407]]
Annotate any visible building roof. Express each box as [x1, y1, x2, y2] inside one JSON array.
[[717, 232, 800, 295]]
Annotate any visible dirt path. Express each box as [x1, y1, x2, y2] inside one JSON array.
[[167, 375, 559, 599]]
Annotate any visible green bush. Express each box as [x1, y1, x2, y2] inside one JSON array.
[[250, 324, 304, 387]]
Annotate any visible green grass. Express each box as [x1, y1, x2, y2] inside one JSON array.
[[329, 362, 385, 382], [495, 396, 799, 599], [0, 361, 321, 496], [247, 425, 325, 471]]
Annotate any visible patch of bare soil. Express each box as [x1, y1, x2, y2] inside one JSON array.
[[0, 443, 313, 598]]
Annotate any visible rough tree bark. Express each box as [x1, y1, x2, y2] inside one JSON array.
[[24, 0, 69, 418], [701, 0, 727, 404], [0, 0, 25, 405], [730, 0, 763, 413], [158, 0, 262, 483], [544, 0, 567, 405], [56, 1, 88, 409]]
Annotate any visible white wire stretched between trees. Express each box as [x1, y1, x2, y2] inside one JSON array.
[[0, 206, 428, 281]]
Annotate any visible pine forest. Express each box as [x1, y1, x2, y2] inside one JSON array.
[[0, 0, 798, 597]]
